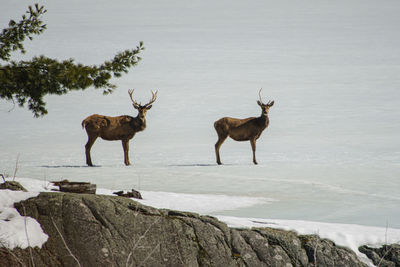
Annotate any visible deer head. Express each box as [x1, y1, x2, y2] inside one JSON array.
[[257, 88, 274, 116], [128, 89, 158, 119]]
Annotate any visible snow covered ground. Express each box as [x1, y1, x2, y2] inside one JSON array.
[[1, 0, 399, 257], [1, 177, 399, 266]]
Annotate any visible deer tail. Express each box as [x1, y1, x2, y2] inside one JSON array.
[[214, 120, 219, 130], [81, 118, 88, 129], [214, 118, 230, 134], [214, 119, 223, 130]]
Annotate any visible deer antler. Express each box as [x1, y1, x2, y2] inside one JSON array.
[[258, 88, 265, 105], [128, 89, 141, 109], [144, 90, 158, 107], [258, 88, 274, 106]]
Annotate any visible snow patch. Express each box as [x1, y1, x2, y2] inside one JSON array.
[[0, 189, 48, 249]]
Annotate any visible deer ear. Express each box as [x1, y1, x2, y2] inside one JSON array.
[[257, 100, 263, 106], [269, 101, 274, 107], [146, 105, 152, 110]]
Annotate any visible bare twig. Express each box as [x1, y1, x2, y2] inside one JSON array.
[[7, 98, 16, 113], [160, 221, 184, 265], [313, 232, 319, 267], [125, 204, 140, 267], [138, 243, 160, 267], [378, 245, 395, 267], [50, 216, 81, 267], [125, 251, 133, 267], [0, 244, 26, 267], [137, 172, 141, 191], [13, 154, 20, 181], [125, 204, 162, 267], [0, 98, 16, 113], [377, 222, 396, 267], [131, 217, 161, 252], [42, 173, 48, 190], [22, 205, 35, 267], [385, 221, 389, 245]]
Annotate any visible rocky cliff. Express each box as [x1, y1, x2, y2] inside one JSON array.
[[0, 192, 372, 266]]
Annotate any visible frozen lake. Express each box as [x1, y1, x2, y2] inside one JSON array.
[[1, 0, 399, 228]]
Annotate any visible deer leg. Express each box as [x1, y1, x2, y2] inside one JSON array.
[[122, 140, 131, 166], [250, 139, 258, 165], [215, 134, 228, 165], [85, 136, 98, 166]]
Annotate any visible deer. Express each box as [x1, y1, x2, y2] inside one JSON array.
[[214, 89, 274, 165], [81, 89, 157, 166]]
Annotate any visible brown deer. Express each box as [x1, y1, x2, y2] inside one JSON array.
[[81, 89, 157, 166], [214, 89, 274, 165]]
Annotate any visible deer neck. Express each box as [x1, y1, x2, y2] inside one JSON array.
[[258, 113, 269, 126], [133, 115, 147, 131]]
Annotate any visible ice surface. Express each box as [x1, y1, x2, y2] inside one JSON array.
[[1, 0, 400, 229]]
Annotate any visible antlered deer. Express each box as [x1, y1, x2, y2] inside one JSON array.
[[214, 89, 274, 165], [82, 89, 157, 166]]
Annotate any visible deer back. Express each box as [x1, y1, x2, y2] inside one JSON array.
[[82, 114, 144, 141], [215, 116, 269, 141]]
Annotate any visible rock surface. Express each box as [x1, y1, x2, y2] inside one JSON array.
[[359, 244, 400, 267], [0, 192, 369, 267], [0, 180, 27, 191]]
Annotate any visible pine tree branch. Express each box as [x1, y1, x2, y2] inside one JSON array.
[[0, 4, 144, 117], [0, 4, 47, 61]]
